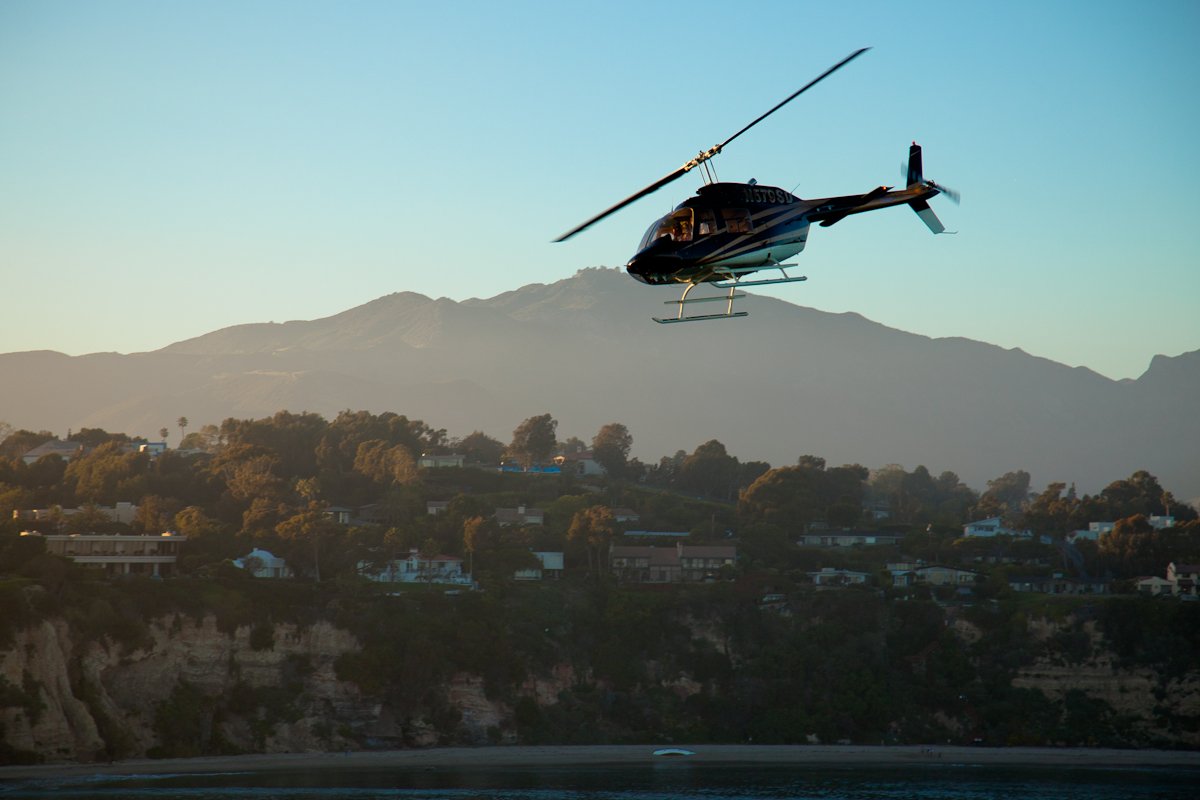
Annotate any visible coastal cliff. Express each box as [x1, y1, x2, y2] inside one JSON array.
[[2, 580, 1198, 764]]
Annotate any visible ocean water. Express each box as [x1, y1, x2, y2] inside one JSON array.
[[0, 762, 1194, 800]]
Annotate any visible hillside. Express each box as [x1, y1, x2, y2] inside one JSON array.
[[1, 268, 1196, 497]]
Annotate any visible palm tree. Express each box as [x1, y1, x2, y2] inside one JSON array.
[[177, 416, 188, 443]]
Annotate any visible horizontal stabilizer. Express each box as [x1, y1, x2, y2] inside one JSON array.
[[909, 199, 945, 234], [818, 185, 891, 228]]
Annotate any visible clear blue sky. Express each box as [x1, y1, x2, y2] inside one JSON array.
[[2, 0, 1197, 380]]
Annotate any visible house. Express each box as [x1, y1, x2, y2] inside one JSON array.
[[913, 565, 980, 587], [324, 506, 353, 525], [418, 453, 465, 469], [23, 531, 185, 577], [808, 567, 871, 587], [962, 517, 1031, 539], [624, 530, 690, 540], [553, 451, 605, 477], [494, 506, 544, 526], [1149, 515, 1176, 530], [359, 548, 472, 586], [20, 440, 85, 465], [1088, 521, 1116, 535], [13, 502, 139, 527], [514, 551, 564, 581], [1137, 576, 1176, 596], [1167, 563, 1200, 596], [609, 542, 735, 583], [138, 442, 168, 457], [886, 561, 923, 587], [610, 507, 640, 523], [798, 530, 903, 547], [678, 545, 737, 581], [1007, 573, 1108, 595], [233, 548, 293, 579], [426, 500, 450, 516]]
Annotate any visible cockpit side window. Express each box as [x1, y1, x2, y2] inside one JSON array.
[[666, 208, 694, 242], [696, 209, 717, 236], [722, 208, 752, 234]]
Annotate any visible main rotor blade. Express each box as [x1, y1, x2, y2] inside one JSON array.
[[553, 165, 687, 242], [718, 47, 869, 151], [553, 47, 869, 243]]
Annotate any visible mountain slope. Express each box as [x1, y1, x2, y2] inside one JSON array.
[[2, 268, 1196, 498]]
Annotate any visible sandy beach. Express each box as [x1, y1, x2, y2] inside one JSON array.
[[2, 744, 1197, 781]]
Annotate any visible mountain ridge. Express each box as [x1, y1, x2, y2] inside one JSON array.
[[2, 268, 1196, 498]]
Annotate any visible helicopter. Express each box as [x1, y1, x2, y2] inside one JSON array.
[[554, 48, 958, 323]]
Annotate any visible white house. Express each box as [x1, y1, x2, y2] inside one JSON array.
[[1137, 575, 1176, 596], [359, 548, 472, 586], [1167, 563, 1200, 596], [233, 548, 293, 579], [1149, 515, 1176, 530]]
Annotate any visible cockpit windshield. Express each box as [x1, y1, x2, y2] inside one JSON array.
[[638, 208, 694, 250]]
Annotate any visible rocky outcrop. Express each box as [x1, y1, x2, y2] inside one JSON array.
[[1, 614, 373, 762]]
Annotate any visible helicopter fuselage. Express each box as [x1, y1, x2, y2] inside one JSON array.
[[625, 178, 942, 286]]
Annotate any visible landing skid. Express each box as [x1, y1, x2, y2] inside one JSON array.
[[653, 284, 748, 324], [652, 264, 808, 323]]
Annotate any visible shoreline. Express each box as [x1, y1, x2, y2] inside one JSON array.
[[2, 744, 1198, 781]]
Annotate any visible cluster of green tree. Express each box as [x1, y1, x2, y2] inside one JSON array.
[[1, 411, 1196, 590]]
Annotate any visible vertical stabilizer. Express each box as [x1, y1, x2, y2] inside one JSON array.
[[906, 141, 924, 188]]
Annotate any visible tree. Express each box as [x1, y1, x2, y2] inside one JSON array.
[[462, 515, 487, 578], [973, 470, 1032, 522], [591, 423, 632, 479], [677, 440, 739, 500], [508, 413, 557, 469], [275, 508, 343, 581], [179, 424, 222, 453], [568, 505, 617, 577], [177, 416, 189, 443], [159, 427, 170, 443], [353, 440, 418, 486], [1098, 514, 1167, 578], [455, 431, 505, 466], [740, 466, 824, 529]]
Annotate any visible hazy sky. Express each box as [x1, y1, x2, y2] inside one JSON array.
[[2, 0, 1197, 380]]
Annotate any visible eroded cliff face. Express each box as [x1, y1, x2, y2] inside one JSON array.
[[3, 608, 1196, 763], [1, 615, 374, 761], [1010, 620, 1200, 747]]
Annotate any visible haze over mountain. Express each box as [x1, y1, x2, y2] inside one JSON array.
[[3, 268, 1196, 499]]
